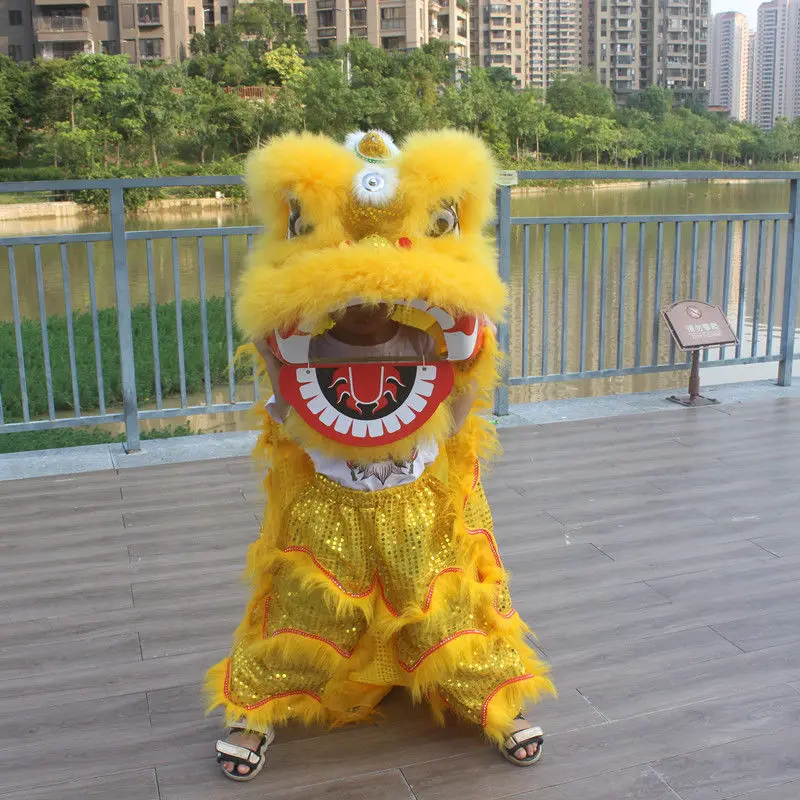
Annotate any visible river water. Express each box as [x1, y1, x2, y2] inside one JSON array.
[[0, 180, 791, 433]]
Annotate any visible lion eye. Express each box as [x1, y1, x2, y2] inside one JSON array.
[[287, 201, 313, 239], [428, 205, 459, 238]]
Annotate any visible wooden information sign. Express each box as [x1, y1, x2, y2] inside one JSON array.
[[661, 301, 738, 407]]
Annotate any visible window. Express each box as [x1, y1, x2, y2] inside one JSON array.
[[98, 5, 115, 22], [8, 9, 22, 25], [514, 4, 521, 23], [140, 38, 163, 58], [515, 54, 522, 73], [138, 4, 161, 25], [102, 39, 120, 54], [317, 9, 335, 26], [220, 5, 228, 23], [293, 3, 305, 15], [515, 30, 521, 47], [380, 6, 405, 29], [8, 44, 23, 61]]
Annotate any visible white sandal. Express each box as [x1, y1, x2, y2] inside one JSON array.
[[501, 721, 544, 767], [215, 724, 275, 782]]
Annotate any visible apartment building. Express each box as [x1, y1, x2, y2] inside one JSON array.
[[583, 0, 709, 103], [305, 0, 468, 59], [470, 0, 528, 85], [528, 0, 581, 89], [751, 0, 800, 128], [0, 0, 203, 62], [710, 11, 749, 120]]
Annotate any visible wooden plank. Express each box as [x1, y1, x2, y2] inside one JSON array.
[[509, 765, 678, 800], [0, 631, 142, 681], [651, 724, 800, 800], [0, 769, 159, 800], [401, 684, 800, 800]]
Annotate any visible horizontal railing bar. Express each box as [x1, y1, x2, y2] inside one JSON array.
[[0, 232, 113, 247], [516, 170, 800, 181], [509, 355, 784, 385], [0, 176, 246, 193], [0, 413, 125, 433], [511, 213, 791, 226], [138, 402, 255, 420], [126, 226, 261, 240], [2, 172, 796, 197]]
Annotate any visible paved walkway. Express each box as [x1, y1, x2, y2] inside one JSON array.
[[1, 399, 799, 799]]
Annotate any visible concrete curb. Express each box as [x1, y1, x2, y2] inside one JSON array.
[[2, 380, 798, 482]]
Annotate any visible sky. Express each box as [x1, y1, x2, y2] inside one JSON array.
[[711, 0, 762, 27]]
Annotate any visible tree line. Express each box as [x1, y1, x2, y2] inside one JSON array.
[[2, 0, 799, 181]]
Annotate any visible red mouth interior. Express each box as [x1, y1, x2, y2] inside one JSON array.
[[280, 361, 454, 446]]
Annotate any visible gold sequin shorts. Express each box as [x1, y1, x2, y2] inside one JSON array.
[[205, 464, 554, 744]]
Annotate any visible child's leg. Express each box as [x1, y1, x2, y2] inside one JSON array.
[[208, 563, 373, 735]]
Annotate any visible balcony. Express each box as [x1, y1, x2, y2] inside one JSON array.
[[34, 0, 89, 5], [34, 15, 89, 33], [138, 4, 162, 26], [39, 40, 92, 58]]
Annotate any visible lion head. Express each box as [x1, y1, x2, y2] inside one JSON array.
[[236, 129, 506, 460]]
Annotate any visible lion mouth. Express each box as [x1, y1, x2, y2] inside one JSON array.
[[280, 362, 453, 445], [273, 298, 475, 447], [269, 299, 481, 364]]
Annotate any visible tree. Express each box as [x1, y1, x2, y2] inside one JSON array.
[[135, 67, 182, 167], [546, 73, 615, 119], [262, 44, 306, 85], [626, 85, 674, 121]]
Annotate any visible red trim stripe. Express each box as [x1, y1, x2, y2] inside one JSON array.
[[399, 629, 486, 673], [223, 660, 322, 711]]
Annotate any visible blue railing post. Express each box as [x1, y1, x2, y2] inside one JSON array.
[[778, 178, 800, 386], [110, 183, 141, 451], [494, 184, 512, 416]]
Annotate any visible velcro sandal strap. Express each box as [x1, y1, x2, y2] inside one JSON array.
[[504, 726, 544, 752], [216, 739, 263, 766]]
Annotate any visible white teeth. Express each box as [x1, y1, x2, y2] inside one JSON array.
[[307, 395, 328, 415], [319, 406, 338, 426], [426, 306, 455, 330], [443, 328, 480, 360], [300, 382, 318, 400], [351, 420, 368, 438], [415, 379, 434, 398], [367, 420, 384, 437], [383, 413, 401, 433], [407, 394, 427, 413], [397, 405, 416, 424], [297, 368, 315, 384], [276, 332, 311, 364], [334, 414, 352, 435]]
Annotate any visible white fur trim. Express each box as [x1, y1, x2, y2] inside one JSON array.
[[353, 165, 399, 207]]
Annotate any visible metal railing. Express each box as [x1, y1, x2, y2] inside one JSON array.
[[1, 171, 799, 452], [493, 170, 800, 414]]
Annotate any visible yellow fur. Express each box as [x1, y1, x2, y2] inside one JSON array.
[[208, 132, 555, 747]]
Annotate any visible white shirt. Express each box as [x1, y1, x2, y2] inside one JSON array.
[[266, 325, 440, 491]]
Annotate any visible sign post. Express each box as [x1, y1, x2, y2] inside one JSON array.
[[662, 301, 738, 407]]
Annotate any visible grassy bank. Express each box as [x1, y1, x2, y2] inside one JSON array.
[[0, 297, 249, 424], [0, 423, 193, 455]]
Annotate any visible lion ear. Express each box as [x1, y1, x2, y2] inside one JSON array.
[[246, 133, 360, 239], [398, 130, 497, 235]]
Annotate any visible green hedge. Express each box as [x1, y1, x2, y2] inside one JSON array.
[[0, 423, 193, 455], [0, 297, 250, 423]]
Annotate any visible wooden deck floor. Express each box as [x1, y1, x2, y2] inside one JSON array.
[[2, 399, 800, 800]]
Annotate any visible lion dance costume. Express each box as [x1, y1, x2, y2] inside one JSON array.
[[205, 129, 555, 759]]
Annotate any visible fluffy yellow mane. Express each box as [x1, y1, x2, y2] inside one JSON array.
[[236, 129, 506, 462]]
